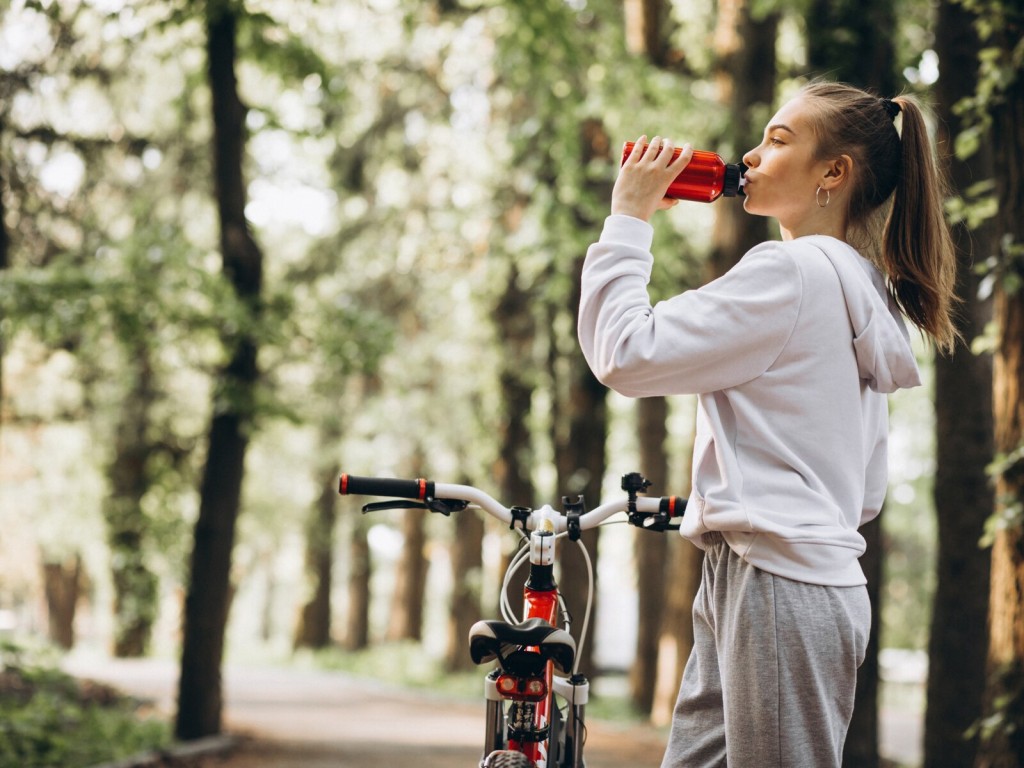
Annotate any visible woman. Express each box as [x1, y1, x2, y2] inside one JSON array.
[[577, 81, 957, 767]]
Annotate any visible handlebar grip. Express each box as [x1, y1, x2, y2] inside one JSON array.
[[339, 474, 434, 500], [661, 496, 687, 518]]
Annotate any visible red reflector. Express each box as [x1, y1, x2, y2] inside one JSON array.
[[525, 678, 546, 697], [497, 675, 517, 693]]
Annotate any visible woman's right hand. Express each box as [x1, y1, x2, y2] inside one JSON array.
[[611, 135, 691, 222]]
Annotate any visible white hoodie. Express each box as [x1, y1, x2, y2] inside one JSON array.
[[578, 215, 922, 586]]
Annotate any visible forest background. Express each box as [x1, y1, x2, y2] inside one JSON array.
[[0, 0, 1022, 766]]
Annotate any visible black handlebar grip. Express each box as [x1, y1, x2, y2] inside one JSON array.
[[660, 496, 687, 518], [339, 474, 434, 500]]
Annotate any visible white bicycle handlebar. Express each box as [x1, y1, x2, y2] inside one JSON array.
[[339, 473, 685, 532]]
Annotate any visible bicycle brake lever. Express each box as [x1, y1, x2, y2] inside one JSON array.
[[361, 500, 425, 514], [426, 498, 469, 516], [360, 499, 469, 516]]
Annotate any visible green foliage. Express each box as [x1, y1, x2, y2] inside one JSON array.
[[0, 642, 170, 768], [966, 659, 1024, 756], [944, 178, 999, 232], [952, 0, 1024, 161], [982, 443, 1024, 546]]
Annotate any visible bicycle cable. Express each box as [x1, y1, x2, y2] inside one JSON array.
[[570, 535, 594, 678]]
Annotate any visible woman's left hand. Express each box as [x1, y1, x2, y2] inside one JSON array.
[[611, 135, 689, 222]]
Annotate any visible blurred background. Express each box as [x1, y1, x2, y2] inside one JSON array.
[[0, 0, 1021, 767]]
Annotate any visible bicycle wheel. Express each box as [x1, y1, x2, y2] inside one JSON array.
[[482, 750, 534, 768]]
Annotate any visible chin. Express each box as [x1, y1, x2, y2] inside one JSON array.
[[741, 198, 763, 216]]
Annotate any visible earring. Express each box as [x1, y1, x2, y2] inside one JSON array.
[[816, 186, 830, 208]]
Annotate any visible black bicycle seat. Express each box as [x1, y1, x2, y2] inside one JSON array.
[[468, 617, 576, 675]]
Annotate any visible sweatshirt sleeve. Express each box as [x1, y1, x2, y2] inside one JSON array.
[[578, 215, 802, 397]]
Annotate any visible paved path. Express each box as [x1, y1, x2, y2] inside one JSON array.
[[66, 656, 921, 767]]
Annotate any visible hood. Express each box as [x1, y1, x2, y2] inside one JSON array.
[[806, 237, 922, 394]]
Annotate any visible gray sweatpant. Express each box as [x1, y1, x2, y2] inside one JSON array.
[[661, 533, 871, 768]]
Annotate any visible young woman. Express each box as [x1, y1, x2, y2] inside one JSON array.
[[577, 81, 958, 767]]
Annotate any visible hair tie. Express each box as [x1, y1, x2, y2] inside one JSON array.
[[882, 98, 901, 120]]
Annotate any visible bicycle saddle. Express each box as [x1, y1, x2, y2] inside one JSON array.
[[469, 617, 576, 675]]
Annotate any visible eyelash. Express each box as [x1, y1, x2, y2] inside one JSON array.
[[769, 137, 784, 146]]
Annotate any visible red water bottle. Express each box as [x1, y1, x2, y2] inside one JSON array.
[[621, 142, 746, 203]]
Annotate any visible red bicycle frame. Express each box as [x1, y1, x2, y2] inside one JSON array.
[[507, 582, 560, 764]]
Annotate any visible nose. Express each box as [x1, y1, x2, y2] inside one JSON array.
[[742, 145, 760, 169]]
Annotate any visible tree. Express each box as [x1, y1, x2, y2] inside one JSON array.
[[386, 506, 429, 642], [293, 436, 341, 650], [345, 503, 372, 650], [631, 396, 671, 713], [926, 1, 996, 764], [0, 113, 8, 438], [553, 117, 614, 678], [445, 490, 485, 672], [42, 555, 83, 650], [973, 0, 1024, 763], [176, 0, 265, 740], [103, 347, 161, 658]]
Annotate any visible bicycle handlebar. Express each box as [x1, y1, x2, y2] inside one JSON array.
[[339, 473, 686, 533]]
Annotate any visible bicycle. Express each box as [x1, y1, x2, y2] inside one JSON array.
[[339, 470, 686, 768]]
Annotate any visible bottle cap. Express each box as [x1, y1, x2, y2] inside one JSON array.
[[723, 163, 747, 198]]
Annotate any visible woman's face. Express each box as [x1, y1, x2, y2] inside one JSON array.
[[742, 96, 835, 236]]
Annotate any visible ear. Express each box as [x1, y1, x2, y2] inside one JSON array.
[[820, 154, 853, 192]]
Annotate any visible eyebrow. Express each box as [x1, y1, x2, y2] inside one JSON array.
[[767, 123, 796, 135]]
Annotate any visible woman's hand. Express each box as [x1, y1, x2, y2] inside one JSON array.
[[611, 136, 690, 221]]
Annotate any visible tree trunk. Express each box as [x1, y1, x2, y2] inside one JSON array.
[[0, 123, 7, 439], [553, 362, 607, 677], [552, 273, 608, 678], [105, 350, 159, 658], [491, 257, 538, 619], [554, 119, 614, 678], [652, 432, 697, 726], [42, 555, 82, 650], [294, 448, 341, 650], [846, 517, 882, 768], [630, 396, 670, 713], [710, 0, 775, 273], [344, 517, 371, 651], [623, 0, 679, 69], [925, 2, 995, 765], [981, 11, 1024, 762], [445, 501, 485, 671], [176, 3, 263, 741], [805, 0, 896, 91], [386, 507, 428, 642]]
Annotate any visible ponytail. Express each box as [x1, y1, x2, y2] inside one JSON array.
[[882, 97, 959, 354], [801, 82, 960, 353]]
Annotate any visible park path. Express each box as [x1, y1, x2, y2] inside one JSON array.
[[66, 655, 922, 767], [65, 655, 667, 768]]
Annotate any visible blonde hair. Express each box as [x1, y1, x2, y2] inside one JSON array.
[[800, 81, 959, 353]]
